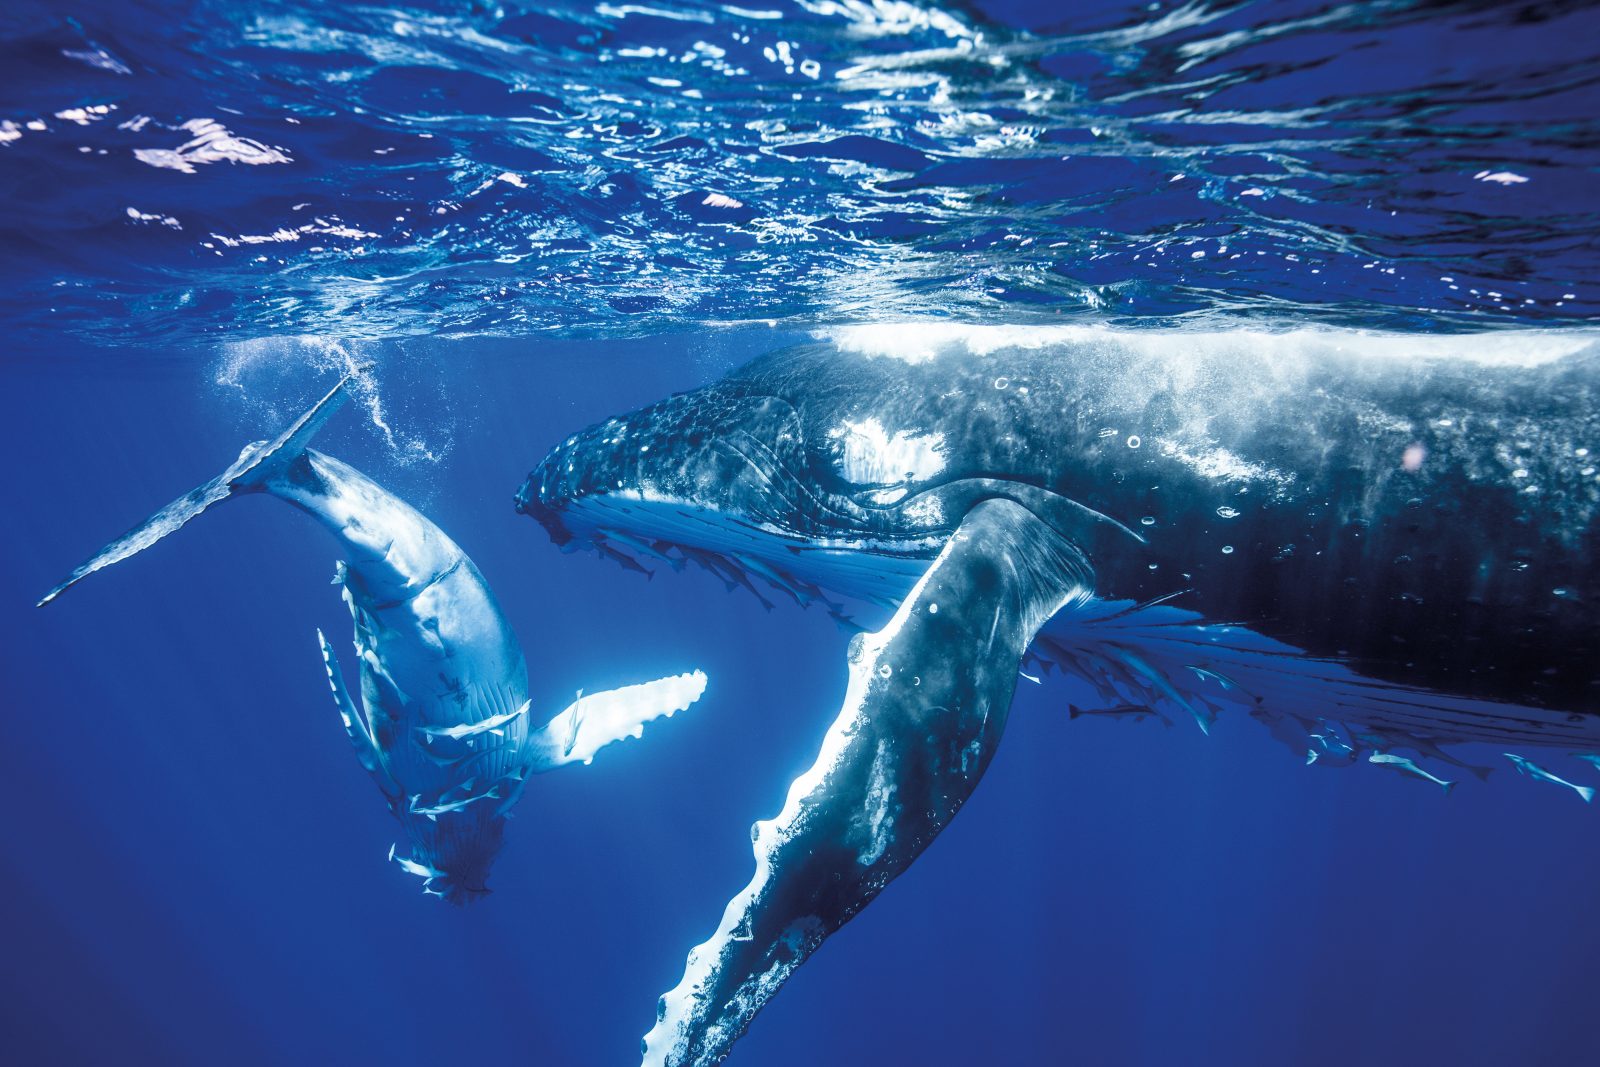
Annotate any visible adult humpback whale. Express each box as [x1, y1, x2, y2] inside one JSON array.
[[42, 374, 707, 903], [517, 331, 1600, 1063]]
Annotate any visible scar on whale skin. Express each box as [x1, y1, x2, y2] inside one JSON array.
[[40, 373, 708, 902]]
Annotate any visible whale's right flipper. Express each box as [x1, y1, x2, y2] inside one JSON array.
[[529, 671, 710, 770], [642, 498, 1093, 1067], [37, 372, 361, 607]]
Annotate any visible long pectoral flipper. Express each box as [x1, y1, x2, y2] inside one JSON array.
[[642, 499, 1092, 1067], [530, 671, 710, 771], [317, 628, 400, 801]]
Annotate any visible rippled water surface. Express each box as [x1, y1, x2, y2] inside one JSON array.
[[2, 0, 1596, 344]]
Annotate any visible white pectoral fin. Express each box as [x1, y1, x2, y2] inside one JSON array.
[[543, 670, 708, 768], [642, 499, 1093, 1067], [318, 628, 400, 799]]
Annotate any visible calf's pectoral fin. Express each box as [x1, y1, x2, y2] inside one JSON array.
[[317, 627, 400, 802], [641, 498, 1093, 1067], [529, 670, 710, 771]]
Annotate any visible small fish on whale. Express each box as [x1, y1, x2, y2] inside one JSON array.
[[1504, 753, 1595, 803], [1368, 752, 1455, 794], [518, 332, 1600, 1063]]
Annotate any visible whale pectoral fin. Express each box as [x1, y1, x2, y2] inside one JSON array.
[[317, 628, 400, 801], [642, 498, 1092, 1067], [533, 671, 709, 770], [1036, 599, 1600, 758]]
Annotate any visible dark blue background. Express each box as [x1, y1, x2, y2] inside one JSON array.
[[3, 330, 1597, 1065]]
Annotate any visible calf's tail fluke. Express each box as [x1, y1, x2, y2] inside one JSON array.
[[37, 372, 361, 608]]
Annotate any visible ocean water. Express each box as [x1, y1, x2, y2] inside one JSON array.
[[3, 2, 1599, 1066]]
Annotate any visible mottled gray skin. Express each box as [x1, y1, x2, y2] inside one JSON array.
[[522, 337, 1600, 713], [640, 499, 1091, 1067], [518, 334, 1600, 1065]]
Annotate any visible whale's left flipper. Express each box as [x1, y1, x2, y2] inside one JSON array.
[[642, 499, 1093, 1067]]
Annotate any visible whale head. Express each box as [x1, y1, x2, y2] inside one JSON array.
[[516, 376, 955, 603], [518, 350, 1142, 606], [519, 386, 816, 539]]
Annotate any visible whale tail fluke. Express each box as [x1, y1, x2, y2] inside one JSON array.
[[37, 372, 361, 607]]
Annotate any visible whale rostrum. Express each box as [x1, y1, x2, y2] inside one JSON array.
[[519, 335, 1600, 1062], [43, 372, 706, 902]]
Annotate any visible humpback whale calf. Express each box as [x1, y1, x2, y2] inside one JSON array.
[[517, 332, 1600, 1063], [42, 374, 707, 903]]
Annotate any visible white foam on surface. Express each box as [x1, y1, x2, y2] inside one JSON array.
[[215, 336, 450, 466], [815, 323, 1600, 369]]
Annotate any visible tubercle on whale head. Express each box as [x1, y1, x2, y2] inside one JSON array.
[[515, 386, 831, 549]]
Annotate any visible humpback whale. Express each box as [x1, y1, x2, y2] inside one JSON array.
[[42, 374, 707, 903], [517, 333, 1600, 1063]]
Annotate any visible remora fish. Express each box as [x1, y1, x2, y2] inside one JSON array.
[[1504, 753, 1596, 803], [42, 374, 707, 903], [1368, 752, 1454, 793], [517, 336, 1600, 1062]]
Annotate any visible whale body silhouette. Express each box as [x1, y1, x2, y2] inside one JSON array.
[[519, 333, 1600, 1063]]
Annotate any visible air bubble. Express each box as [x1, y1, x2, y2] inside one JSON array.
[[1140, 516, 1156, 526], [993, 377, 1009, 390], [928, 602, 938, 614], [1221, 545, 1235, 555], [877, 664, 892, 679], [1126, 435, 1141, 449], [1216, 506, 1240, 519]]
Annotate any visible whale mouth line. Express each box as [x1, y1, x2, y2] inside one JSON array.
[[545, 489, 937, 614]]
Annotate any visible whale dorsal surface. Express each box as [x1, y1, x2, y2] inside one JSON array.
[[519, 332, 1600, 1063], [524, 335, 1600, 743]]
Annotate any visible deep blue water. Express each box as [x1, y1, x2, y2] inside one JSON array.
[[4, 1, 1600, 1065], [8, 333, 1600, 1065]]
